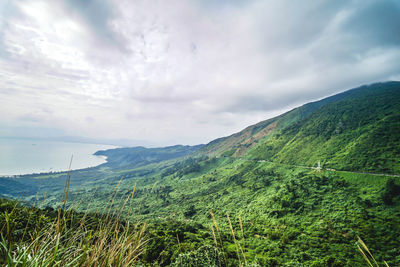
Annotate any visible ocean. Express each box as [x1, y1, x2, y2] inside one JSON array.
[[0, 138, 117, 176]]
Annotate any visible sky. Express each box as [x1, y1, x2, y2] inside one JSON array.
[[1, 0, 400, 146]]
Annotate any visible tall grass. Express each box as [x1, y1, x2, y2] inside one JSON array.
[[0, 163, 147, 267], [209, 211, 248, 266], [356, 236, 389, 267]]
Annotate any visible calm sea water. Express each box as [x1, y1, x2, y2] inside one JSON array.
[[0, 138, 117, 176]]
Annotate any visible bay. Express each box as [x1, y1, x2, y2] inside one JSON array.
[[0, 138, 117, 176]]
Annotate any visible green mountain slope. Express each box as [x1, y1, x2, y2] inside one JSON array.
[[198, 82, 359, 157], [201, 81, 400, 174], [2, 81, 400, 266], [247, 82, 400, 173], [95, 144, 203, 169]]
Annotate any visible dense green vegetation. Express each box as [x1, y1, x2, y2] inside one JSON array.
[[247, 82, 400, 174], [59, 160, 400, 266], [1, 82, 400, 266], [95, 145, 203, 169], [200, 82, 400, 174]]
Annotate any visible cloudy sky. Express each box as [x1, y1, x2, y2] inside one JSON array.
[[1, 0, 400, 146]]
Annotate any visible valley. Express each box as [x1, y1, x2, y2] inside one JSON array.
[[1, 82, 400, 266]]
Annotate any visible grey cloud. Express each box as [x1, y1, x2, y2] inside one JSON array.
[[258, 1, 347, 49], [1, 126, 67, 139], [85, 116, 95, 123], [130, 95, 194, 104], [0, 1, 18, 58], [63, 0, 122, 48], [45, 70, 90, 81], [18, 114, 43, 123], [0, 32, 8, 58], [193, 0, 250, 9], [1, 0, 400, 145], [221, 93, 306, 114], [343, 1, 400, 47], [217, 0, 400, 114]]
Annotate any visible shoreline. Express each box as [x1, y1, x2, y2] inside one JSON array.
[[0, 150, 112, 178]]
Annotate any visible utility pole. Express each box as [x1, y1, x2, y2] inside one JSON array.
[[316, 160, 321, 172]]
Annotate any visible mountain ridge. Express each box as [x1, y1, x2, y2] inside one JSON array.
[[199, 81, 400, 173]]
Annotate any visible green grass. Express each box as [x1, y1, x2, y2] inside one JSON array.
[[0, 180, 147, 267]]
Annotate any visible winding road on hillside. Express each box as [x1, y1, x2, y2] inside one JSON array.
[[229, 157, 400, 178]]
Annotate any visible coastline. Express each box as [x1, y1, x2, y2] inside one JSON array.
[[0, 139, 117, 177], [0, 154, 109, 178]]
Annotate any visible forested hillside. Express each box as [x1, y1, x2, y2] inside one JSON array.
[[248, 82, 400, 173], [201, 82, 400, 174], [95, 145, 203, 169], [1, 82, 400, 266]]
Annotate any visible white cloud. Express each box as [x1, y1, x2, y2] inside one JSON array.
[[0, 0, 400, 145]]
